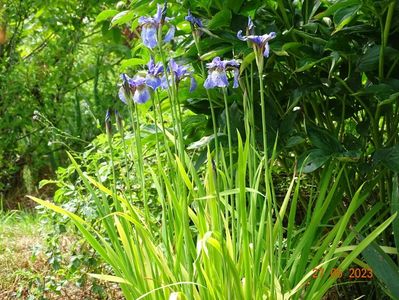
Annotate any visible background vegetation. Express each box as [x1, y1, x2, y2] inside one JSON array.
[[1, 0, 399, 299], [0, 0, 122, 205]]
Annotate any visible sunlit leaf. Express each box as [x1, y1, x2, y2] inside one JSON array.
[[111, 10, 135, 27], [96, 9, 119, 23]]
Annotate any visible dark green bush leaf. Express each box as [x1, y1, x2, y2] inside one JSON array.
[[208, 9, 232, 29], [358, 45, 399, 72], [300, 149, 331, 173], [358, 45, 380, 72], [286, 136, 305, 148], [200, 46, 232, 61], [361, 240, 399, 299], [307, 126, 343, 154], [333, 4, 362, 32], [373, 144, 399, 172], [353, 83, 397, 100], [314, 0, 361, 19]]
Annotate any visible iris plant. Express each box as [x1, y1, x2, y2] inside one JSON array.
[[115, 109, 123, 132], [237, 17, 276, 58], [163, 58, 197, 92], [138, 3, 175, 49], [203, 57, 240, 182], [105, 109, 112, 137], [185, 10, 202, 28], [118, 74, 151, 104], [145, 57, 164, 90], [203, 56, 240, 89]]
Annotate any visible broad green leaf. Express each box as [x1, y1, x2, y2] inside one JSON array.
[[208, 9, 232, 29], [314, 0, 361, 19], [111, 10, 135, 27], [333, 5, 362, 33], [373, 144, 399, 172], [96, 9, 119, 23], [286, 136, 305, 148], [358, 45, 381, 72], [292, 29, 327, 45], [353, 83, 397, 100], [361, 241, 399, 299], [200, 46, 232, 61], [358, 45, 399, 72], [307, 126, 342, 153], [300, 149, 331, 173], [198, 27, 222, 39], [295, 56, 331, 72], [120, 58, 146, 71], [226, 0, 244, 13], [282, 42, 303, 51]]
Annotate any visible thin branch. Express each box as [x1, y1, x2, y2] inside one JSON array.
[[23, 33, 55, 60]]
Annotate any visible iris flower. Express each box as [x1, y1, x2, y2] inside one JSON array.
[[138, 3, 175, 49], [185, 9, 202, 28], [237, 17, 276, 58], [145, 57, 164, 90], [203, 57, 240, 89], [118, 74, 151, 104], [162, 59, 196, 92]]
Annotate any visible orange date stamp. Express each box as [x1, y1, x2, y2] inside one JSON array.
[[310, 267, 373, 281]]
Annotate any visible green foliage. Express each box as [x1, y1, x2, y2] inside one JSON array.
[[0, 0, 123, 202], [362, 241, 399, 299], [0, 219, 119, 298], [12, 0, 399, 298]]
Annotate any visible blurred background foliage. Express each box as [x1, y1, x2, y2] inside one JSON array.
[[0, 0, 124, 205]]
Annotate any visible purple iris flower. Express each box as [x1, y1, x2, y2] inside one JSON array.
[[185, 10, 202, 28], [203, 57, 240, 89], [162, 59, 196, 92], [145, 57, 164, 90], [138, 3, 175, 49], [237, 17, 276, 57], [118, 74, 151, 104]]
